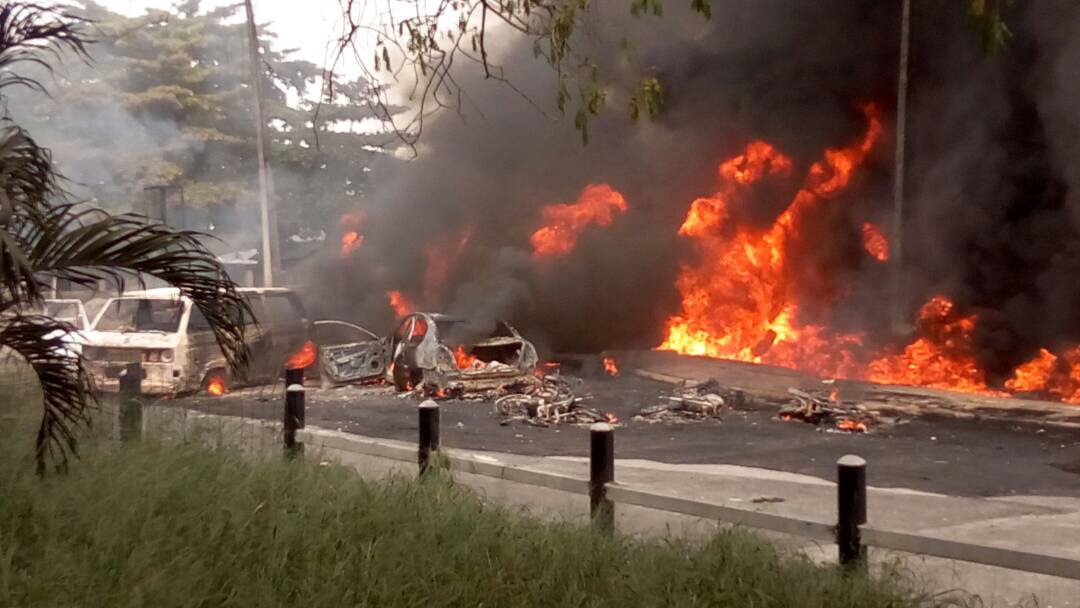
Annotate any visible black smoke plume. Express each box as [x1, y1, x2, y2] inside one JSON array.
[[306, 0, 1080, 380]]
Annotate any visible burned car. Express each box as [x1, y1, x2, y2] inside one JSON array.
[[387, 313, 538, 392]]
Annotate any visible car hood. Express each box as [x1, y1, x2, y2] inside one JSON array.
[[81, 330, 180, 349]]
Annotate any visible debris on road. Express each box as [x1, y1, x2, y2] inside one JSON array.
[[780, 387, 873, 433], [494, 375, 618, 427], [634, 378, 730, 422]]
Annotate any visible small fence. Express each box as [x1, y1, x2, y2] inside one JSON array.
[[272, 378, 1080, 580]]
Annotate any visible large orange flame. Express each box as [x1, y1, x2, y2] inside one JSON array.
[[531, 184, 628, 258], [866, 296, 1001, 395], [386, 290, 413, 317], [659, 105, 882, 379]]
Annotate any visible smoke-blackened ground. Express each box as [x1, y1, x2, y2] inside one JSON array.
[[304, 2, 1080, 387]]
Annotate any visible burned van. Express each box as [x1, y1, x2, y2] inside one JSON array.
[[82, 287, 309, 395]]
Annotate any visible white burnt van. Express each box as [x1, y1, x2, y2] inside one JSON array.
[[82, 287, 309, 395]]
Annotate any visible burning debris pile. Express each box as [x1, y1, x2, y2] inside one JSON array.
[[635, 378, 731, 423], [780, 388, 874, 434], [494, 374, 618, 427]]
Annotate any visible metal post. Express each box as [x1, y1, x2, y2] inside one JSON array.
[[837, 455, 867, 567], [244, 0, 275, 287], [284, 366, 304, 387], [284, 383, 305, 457], [590, 422, 615, 533], [891, 0, 911, 333], [418, 400, 440, 473]]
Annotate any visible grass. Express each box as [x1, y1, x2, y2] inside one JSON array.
[[0, 425, 939, 608]]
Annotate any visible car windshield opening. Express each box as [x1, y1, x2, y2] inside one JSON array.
[[95, 299, 184, 332]]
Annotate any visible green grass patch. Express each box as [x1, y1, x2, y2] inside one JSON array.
[[0, 434, 933, 607]]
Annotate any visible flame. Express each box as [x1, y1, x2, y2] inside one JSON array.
[[530, 184, 628, 258], [207, 376, 226, 396], [602, 357, 620, 376], [341, 231, 363, 255], [424, 226, 474, 302], [861, 222, 889, 262], [866, 296, 1002, 395], [659, 105, 882, 379], [339, 211, 367, 256], [286, 340, 317, 370], [1005, 348, 1058, 393], [386, 290, 413, 317], [836, 418, 868, 433], [454, 345, 479, 370]]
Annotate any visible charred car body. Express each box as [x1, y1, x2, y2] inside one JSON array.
[[387, 313, 538, 392]]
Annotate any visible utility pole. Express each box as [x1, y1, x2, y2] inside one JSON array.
[[891, 0, 911, 333], [244, 0, 275, 287]]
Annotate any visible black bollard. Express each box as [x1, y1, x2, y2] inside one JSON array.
[[837, 454, 867, 567], [284, 366, 304, 387], [284, 383, 305, 458], [418, 400, 440, 473], [590, 422, 615, 533]]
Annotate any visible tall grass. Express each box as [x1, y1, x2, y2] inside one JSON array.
[[0, 430, 933, 608]]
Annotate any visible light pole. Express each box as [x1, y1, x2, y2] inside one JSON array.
[[891, 0, 911, 333], [244, 0, 275, 287]]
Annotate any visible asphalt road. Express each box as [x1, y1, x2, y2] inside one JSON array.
[[176, 373, 1080, 498]]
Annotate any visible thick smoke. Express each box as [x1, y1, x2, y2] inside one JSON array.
[[308, 1, 1080, 376]]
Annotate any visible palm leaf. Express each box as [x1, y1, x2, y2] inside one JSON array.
[[0, 2, 90, 95], [0, 313, 93, 474]]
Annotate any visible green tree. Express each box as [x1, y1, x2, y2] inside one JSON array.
[[0, 3, 249, 473], [14, 1, 389, 244]]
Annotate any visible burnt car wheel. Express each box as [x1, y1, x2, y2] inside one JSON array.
[[392, 356, 423, 391]]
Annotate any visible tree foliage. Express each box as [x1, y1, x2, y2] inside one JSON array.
[[0, 2, 250, 473], [12, 1, 392, 241]]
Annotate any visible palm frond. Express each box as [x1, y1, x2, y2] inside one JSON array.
[[0, 123, 62, 214], [12, 203, 252, 377], [0, 2, 90, 95], [0, 313, 93, 474]]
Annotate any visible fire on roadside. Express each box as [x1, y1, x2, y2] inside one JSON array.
[[603, 357, 620, 376], [207, 376, 226, 396], [648, 102, 1080, 403], [286, 340, 317, 370]]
